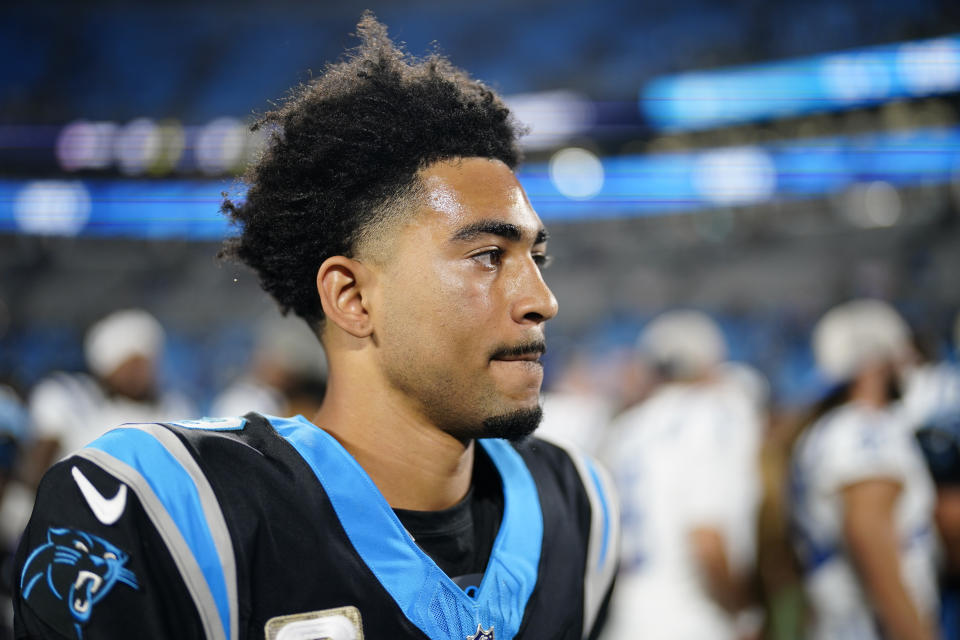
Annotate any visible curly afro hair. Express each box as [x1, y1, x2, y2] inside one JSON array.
[[220, 13, 525, 330]]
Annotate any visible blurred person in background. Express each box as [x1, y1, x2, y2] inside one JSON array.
[[13, 15, 618, 640], [718, 361, 772, 421], [539, 353, 615, 456], [26, 308, 196, 476], [904, 312, 960, 639], [789, 299, 938, 640], [210, 314, 328, 418], [538, 348, 654, 457], [0, 385, 28, 529], [0, 385, 29, 640], [602, 310, 763, 640]]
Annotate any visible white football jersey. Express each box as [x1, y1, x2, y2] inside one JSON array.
[[539, 391, 615, 457], [29, 372, 196, 457], [601, 382, 761, 640], [790, 402, 938, 640]]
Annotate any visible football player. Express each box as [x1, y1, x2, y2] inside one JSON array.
[[602, 311, 762, 640], [790, 300, 938, 640], [13, 13, 618, 640]]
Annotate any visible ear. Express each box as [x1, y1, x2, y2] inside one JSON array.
[[316, 256, 375, 339]]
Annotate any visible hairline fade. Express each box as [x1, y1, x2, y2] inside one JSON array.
[[219, 12, 525, 331]]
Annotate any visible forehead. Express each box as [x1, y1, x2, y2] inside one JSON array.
[[413, 157, 544, 239]]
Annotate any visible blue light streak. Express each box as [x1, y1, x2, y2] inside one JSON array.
[[1, 125, 958, 239]]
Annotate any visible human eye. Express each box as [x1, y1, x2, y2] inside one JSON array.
[[471, 248, 503, 269], [532, 252, 553, 270]]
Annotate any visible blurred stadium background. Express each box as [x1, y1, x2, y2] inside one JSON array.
[[2, 0, 960, 411]]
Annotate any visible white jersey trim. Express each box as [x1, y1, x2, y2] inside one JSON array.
[[535, 433, 620, 638], [75, 423, 238, 640]]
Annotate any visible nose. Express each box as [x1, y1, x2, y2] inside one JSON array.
[[511, 258, 559, 325]]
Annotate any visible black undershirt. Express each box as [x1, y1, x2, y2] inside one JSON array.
[[393, 446, 504, 592]]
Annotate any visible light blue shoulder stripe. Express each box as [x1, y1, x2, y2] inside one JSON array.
[[584, 459, 611, 566], [82, 427, 232, 640], [271, 415, 542, 640], [580, 455, 620, 639], [531, 433, 619, 639]]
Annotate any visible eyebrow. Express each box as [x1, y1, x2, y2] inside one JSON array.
[[451, 220, 549, 244]]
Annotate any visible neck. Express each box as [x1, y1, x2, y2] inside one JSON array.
[[311, 362, 475, 511]]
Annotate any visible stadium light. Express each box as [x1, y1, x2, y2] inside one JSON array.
[[642, 34, 960, 131], [899, 39, 960, 96], [841, 181, 902, 228], [13, 180, 91, 236], [55, 121, 118, 172], [506, 91, 595, 151], [195, 117, 246, 175], [692, 147, 776, 206], [114, 118, 162, 176], [151, 120, 187, 176], [549, 147, 605, 199]]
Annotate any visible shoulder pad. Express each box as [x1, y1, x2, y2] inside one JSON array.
[[167, 417, 246, 431]]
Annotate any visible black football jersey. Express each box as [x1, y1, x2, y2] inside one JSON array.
[[14, 413, 618, 640]]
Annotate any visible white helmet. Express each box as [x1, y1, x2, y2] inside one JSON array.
[[638, 309, 727, 379], [84, 308, 165, 378], [812, 299, 911, 383]]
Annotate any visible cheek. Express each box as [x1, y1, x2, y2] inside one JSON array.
[[380, 260, 496, 357], [436, 262, 495, 313], [438, 279, 499, 358], [413, 261, 495, 323]]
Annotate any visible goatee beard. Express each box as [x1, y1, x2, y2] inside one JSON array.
[[480, 406, 543, 443]]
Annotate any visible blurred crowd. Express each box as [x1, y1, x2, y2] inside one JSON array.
[[1, 299, 959, 640], [539, 301, 960, 640]]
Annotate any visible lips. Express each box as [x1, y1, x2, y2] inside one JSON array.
[[492, 352, 542, 363]]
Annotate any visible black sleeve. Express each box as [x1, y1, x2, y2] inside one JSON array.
[[14, 457, 203, 639]]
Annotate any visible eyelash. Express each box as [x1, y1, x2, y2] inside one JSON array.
[[472, 249, 552, 270], [534, 253, 553, 269]]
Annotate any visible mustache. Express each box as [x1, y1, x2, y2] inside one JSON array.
[[489, 339, 547, 360]]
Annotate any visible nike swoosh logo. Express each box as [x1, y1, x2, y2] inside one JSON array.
[[71, 466, 127, 525]]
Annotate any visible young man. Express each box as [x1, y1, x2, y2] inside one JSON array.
[[13, 14, 618, 640], [602, 311, 762, 640], [791, 300, 938, 640]]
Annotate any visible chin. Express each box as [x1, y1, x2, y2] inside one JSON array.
[[480, 405, 543, 443]]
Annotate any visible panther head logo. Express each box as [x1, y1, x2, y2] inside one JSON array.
[[21, 527, 138, 638]]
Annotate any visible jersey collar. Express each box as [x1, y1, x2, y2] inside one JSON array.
[[272, 415, 543, 640]]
